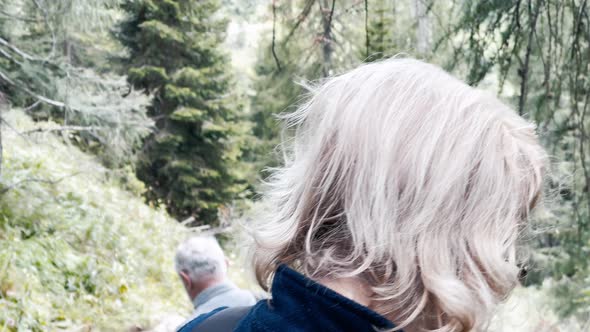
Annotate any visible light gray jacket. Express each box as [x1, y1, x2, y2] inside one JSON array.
[[191, 281, 256, 318]]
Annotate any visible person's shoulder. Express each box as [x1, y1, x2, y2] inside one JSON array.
[[176, 307, 227, 332], [177, 305, 258, 332], [228, 287, 258, 305]]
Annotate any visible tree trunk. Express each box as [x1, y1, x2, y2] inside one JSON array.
[[413, 0, 431, 54], [0, 93, 4, 179], [320, 0, 336, 77]]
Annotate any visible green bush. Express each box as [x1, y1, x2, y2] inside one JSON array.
[[0, 109, 190, 331]]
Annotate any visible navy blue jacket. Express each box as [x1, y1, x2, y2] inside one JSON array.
[[178, 264, 397, 332]]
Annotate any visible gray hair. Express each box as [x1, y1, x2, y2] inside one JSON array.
[[253, 58, 547, 332], [175, 236, 227, 282]]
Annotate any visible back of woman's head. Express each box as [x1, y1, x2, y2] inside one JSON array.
[[253, 58, 547, 331]]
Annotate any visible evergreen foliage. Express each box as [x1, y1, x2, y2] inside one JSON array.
[[117, 0, 252, 225], [0, 0, 152, 166], [363, 0, 397, 62], [436, 0, 590, 319], [249, 50, 302, 170]]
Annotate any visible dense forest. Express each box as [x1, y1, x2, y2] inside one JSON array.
[[0, 0, 589, 331]]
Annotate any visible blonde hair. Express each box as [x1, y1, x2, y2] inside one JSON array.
[[253, 58, 547, 332]]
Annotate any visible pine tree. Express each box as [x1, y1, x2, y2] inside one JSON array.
[[364, 0, 397, 62], [117, 0, 250, 225]]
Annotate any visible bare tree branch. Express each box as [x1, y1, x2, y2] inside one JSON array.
[[319, 0, 337, 77], [283, 0, 316, 46], [327, 0, 336, 29], [0, 9, 39, 22], [517, 0, 541, 116], [0, 69, 15, 85], [0, 37, 37, 61], [271, 0, 282, 71], [22, 125, 100, 135], [0, 68, 67, 108], [24, 101, 42, 112], [0, 171, 83, 195]]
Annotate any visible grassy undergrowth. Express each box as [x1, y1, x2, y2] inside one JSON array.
[[0, 109, 191, 331]]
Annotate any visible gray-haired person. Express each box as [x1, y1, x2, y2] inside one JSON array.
[[175, 236, 256, 319]]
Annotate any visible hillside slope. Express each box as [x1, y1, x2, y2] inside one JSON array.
[[0, 109, 190, 331]]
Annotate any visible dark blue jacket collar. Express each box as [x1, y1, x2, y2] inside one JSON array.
[[248, 264, 396, 331], [179, 265, 399, 332]]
